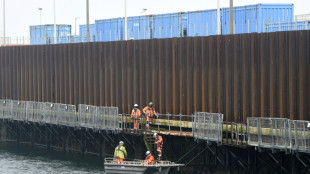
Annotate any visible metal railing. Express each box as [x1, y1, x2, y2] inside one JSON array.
[[79, 104, 98, 128], [289, 120, 310, 153], [247, 117, 290, 150], [3, 98, 310, 154], [193, 112, 224, 143], [121, 113, 192, 134], [0, 99, 121, 132], [222, 122, 247, 146], [57, 104, 77, 126]]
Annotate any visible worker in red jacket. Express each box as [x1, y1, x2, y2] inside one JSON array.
[[144, 151, 155, 165], [142, 102, 158, 129], [131, 104, 141, 130], [154, 133, 163, 160]]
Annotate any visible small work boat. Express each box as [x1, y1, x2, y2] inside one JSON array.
[[104, 158, 184, 174]]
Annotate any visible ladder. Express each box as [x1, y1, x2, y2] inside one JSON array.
[[144, 130, 156, 156]]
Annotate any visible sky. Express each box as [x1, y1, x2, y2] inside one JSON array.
[[0, 0, 310, 37]]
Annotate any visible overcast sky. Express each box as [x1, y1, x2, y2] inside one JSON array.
[[0, 0, 309, 37]]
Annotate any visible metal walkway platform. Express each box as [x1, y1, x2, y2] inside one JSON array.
[[1, 99, 310, 154]]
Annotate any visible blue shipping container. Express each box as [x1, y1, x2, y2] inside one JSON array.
[[79, 24, 96, 42], [127, 16, 152, 40], [30, 24, 71, 45], [221, 4, 294, 34], [92, 3, 293, 43], [29, 3, 295, 45], [152, 13, 185, 39], [187, 9, 218, 36], [95, 18, 124, 42]]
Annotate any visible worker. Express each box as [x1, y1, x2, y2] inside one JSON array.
[[154, 133, 163, 160], [144, 151, 155, 165], [143, 102, 158, 129], [114, 141, 127, 164], [131, 104, 141, 130]]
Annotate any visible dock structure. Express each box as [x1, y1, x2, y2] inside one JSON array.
[[0, 99, 310, 173]]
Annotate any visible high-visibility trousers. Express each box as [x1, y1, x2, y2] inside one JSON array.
[[116, 158, 124, 164], [134, 120, 139, 129], [157, 146, 162, 157]]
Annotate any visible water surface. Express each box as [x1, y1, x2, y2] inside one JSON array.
[[0, 143, 105, 174]]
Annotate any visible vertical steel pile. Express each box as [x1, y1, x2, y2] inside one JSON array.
[[0, 31, 309, 122]]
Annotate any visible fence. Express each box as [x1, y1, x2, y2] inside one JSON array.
[[289, 120, 310, 153], [265, 20, 310, 32], [79, 104, 98, 128], [0, 37, 30, 46], [97, 106, 120, 131], [247, 117, 290, 150], [0, 99, 121, 132], [78, 104, 120, 131], [58, 104, 77, 127], [193, 112, 224, 143], [0, 99, 13, 119]]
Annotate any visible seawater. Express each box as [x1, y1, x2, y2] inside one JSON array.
[[0, 143, 105, 174]]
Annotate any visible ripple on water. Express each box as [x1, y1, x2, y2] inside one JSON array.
[[0, 144, 105, 174]]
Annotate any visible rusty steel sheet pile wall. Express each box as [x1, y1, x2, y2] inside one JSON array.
[[0, 31, 309, 123]]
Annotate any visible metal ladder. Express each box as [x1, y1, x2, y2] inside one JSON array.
[[144, 130, 156, 155]]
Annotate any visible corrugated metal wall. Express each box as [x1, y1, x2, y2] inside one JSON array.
[[0, 31, 309, 122]]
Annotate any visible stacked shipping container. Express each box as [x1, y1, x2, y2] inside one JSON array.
[[76, 24, 96, 42], [30, 25, 71, 45], [92, 3, 293, 41], [30, 4, 295, 44]]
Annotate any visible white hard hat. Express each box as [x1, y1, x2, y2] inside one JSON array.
[[146, 151, 150, 155], [153, 133, 157, 138], [134, 104, 138, 107], [119, 141, 124, 144]]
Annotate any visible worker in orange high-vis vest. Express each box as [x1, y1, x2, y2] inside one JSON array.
[[154, 133, 163, 160], [143, 102, 158, 129], [131, 104, 141, 130], [144, 151, 155, 165]]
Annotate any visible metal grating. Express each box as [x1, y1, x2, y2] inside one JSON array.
[[33, 102, 44, 123], [58, 104, 77, 126], [43, 103, 59, 124], [26, 101, 34, 122], [78, 104, 98, 128], [193, 112, 224, 143], [0, 99, 13, 119], [290, 120, 310, 153], [247, 117, 290, 150], [247, 118, 260, 146], [97, 106, 120, 131], [12, 100, 26, 121], [273, 118, 290, 149]]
